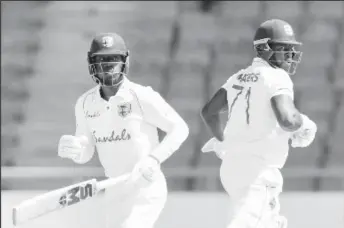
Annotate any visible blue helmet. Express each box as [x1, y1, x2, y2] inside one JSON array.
[[253, 19, 302, 75], [87, 33, 130, 86]]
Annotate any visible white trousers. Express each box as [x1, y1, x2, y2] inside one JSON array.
[[103, 172, 167, 228], [220, 155, 286, 228]]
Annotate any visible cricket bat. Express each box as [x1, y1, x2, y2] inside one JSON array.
[[12, 173, 131, 226]]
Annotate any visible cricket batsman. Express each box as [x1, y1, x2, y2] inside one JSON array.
[[57, 33, 189, 228], [200, 19, 317, 228]]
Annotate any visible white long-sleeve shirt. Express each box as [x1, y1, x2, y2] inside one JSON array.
[[73, 78, 189, 177], [220, 57, 294, 168]]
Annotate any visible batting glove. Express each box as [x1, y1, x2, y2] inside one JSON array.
[[130, 155, 161, 186], [291, 114, 317, 148], [201, 137, 226, 159], [58, 135, 89, 161]]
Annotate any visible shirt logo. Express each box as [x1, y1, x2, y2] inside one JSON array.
[[85, 110, 100, 118], [93, 129, 131, 143], [117, 102, 131, 118]]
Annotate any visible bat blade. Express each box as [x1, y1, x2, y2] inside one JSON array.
[[12, 174, 132, 226], [12, 179, 97, 226]]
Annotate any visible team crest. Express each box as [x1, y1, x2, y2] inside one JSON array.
[[117, 102, 132, 118], [101, 36, 114, 48], [284, 24, 293, 36]]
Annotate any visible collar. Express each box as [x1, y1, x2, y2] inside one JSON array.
[[252, 57, 271, 67], [95, 77, 132, 102]]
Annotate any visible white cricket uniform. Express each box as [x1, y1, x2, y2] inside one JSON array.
[[73, 77, 188, 228], [219, 57, 294, 228]]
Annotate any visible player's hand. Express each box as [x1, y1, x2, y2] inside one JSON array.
[[58, 135, 89, 161], [130, 155, 161, 186], [291, 114, 317, 148], [201, 137, 226, 159]]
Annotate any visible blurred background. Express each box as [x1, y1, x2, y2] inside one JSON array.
[[1, 1, 344, 228], [1, 1, 344, 192]]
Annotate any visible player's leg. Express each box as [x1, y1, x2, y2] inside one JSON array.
[[103, 180, 138, 228], [223, 168, 286, 228], [104, 172, 167, 228], [225, 184, 270, 228], [121, 173, 168, 228], [225, 185, 286, 228], [256, 168, 287, 228], [255, 185, 287, 228]]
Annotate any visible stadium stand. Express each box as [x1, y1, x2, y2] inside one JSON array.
[[1, 1, 46, 166], [1, 1, 343, 191]]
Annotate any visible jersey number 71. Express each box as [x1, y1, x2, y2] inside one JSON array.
[[228, 84, 251, 125]]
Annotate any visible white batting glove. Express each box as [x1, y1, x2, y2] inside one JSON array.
[[130, 155, 161, 186], [291, 114, 317, 148], [58, 135, 89, 161], [201, 137, 226, 159]]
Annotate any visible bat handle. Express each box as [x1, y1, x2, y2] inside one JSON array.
[[96, 173, 132, 191]]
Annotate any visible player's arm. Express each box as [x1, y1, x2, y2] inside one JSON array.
[[200, 87, 228, 142], [269, 72, 317, 147], [140, 88, 189, 163], [58, 97, 96, 164], [271, 94, 317, 147], [268, 72, 302, 132], [73, 97, 96, 163], [271, 94, 303, 131]]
